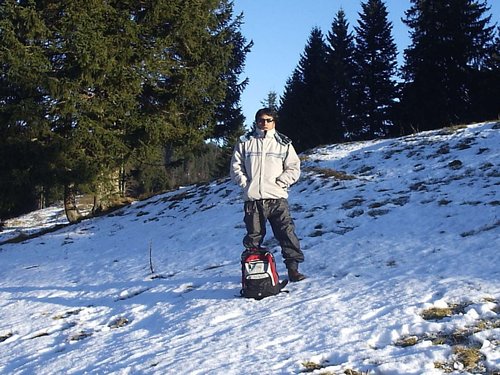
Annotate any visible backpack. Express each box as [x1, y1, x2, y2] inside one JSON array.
[[240, 248, 288, 299]]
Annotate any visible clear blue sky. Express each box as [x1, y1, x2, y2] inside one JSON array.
[[232, 0, 499, 128]]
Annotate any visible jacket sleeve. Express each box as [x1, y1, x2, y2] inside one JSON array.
[[276, 144, 300, 188], [230, 141, 248, 188]]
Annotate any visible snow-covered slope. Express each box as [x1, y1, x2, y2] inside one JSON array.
[[0, 122, 499, 374]]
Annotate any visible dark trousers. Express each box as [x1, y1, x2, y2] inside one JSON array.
[[243, 199, 304, 270]]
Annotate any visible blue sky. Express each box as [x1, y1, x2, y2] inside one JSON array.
[[232, 0, 500, 128]]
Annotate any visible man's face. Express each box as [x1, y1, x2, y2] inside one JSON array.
[[256, 115, 275, 131]]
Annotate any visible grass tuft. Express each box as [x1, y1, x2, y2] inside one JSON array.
[[301, 361, 324, 372], [421, 307, 453, 320], [344, 369, 369, 375], [421, 302, 470, 321], [108, 317, 130, 329], [453, 346, 486, 372], [306, 166, 356, 180], [395, 336, 419, 347]]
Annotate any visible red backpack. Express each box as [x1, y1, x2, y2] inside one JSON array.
[[240, 249, 288, 299]]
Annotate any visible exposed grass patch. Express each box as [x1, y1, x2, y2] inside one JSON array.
[[301, 360, 325, 372], [306, 166, 356, 180], [354, 165, 374, 176], [460, 220, 500, 237], [409, 181, 428, 191], [391, 196, 411, 206], [395, 335, 419, 347], [309, 229, 325, 237], [341, 198, 365, 209], [396, 299, 499, 374], [455, 346, 484, 369], [480, 161, 494, 170], [300, 360, 368, 375], [367, 209, 390, 217], [435, 144, 450, 155], [333, 226, 355, 235], [108, 317, 130, 329], [448, 160, 463, 170], [438, 199, 452, 206], [421, 303, 470, 321], [69, 330, 93, 342], [368, 200, 388, 209], [421, 306, 452, 320], [53, 308, 82, 320], [437, 124, 468, 135], [437, 346, 486, 373], [346, 209, 364, 218], [0, 224, 68, 245], [344, 370, 369, 375], [397, 316, 499, 348]]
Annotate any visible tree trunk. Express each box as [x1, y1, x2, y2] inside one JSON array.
[[64, 184, 82, 223], [35, 186, 46, 210], [92, 194, 100, 215]]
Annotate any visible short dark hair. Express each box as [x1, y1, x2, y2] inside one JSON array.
[[255, 107, 278, 123]]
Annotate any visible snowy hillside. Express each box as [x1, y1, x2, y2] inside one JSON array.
[[0, 122, 499, 375]]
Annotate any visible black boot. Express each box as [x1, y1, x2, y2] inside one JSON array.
[[288, 268, 306, 282]]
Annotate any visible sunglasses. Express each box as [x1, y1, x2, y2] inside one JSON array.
[[257, 118, 274, 124]]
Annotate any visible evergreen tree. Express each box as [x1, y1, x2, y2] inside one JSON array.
[[212, 3, 252, 178], [261, 91, 280, 112], [0, 0, 239, 220], [325, 9, 358, 143], [354, 0, 398, 139], [399, 0, 496, 132], [279, 27, 329, 152], [278, 70, 306, 149], [1, 0, 139, 219], [469, 25, 500, 121]]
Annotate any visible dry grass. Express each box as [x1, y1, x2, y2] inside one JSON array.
[[394, 301, 500, 373], [421, 306, 454, 320], [453, 346, 485, 370], [300, 360, 368, 375], [305, 166, 356, 180], [421, 303, 469, 321], [301, 361, 324, 372], [437, 124, 468, 135]]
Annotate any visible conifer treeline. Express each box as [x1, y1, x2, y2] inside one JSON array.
[[1, 0, 498, 221], [0, 0, 251, 220], [278, 0, 499, 152]]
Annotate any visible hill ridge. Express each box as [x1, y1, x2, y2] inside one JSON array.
[[0, 121, 498, 374]]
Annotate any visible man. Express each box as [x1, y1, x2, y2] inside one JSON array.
[[230, 108, 306, 282]]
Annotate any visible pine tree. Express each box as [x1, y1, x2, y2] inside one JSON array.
[[325, 9, 358, 143], [399, 0, 496, 132], [354, 0, 398, 139], [279, 27, 330, 152]]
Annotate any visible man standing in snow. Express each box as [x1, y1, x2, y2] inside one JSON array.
[[230, 108, 306, 282]]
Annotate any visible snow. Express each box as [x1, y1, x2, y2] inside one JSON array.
[[0, 122, 499, 374]]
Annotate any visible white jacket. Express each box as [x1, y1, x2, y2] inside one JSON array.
[[230, 128, 300, 201]]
